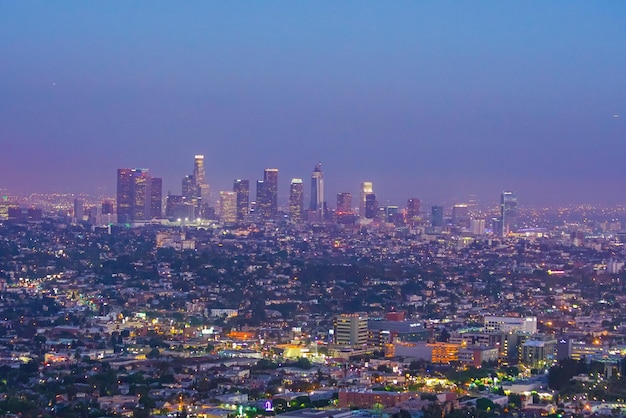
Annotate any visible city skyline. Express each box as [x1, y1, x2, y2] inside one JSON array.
[[1, 2, 626, 205]]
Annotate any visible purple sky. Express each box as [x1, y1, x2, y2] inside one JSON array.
[[1, 2, 625, 207]]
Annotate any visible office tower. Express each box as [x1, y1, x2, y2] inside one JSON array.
[[194, 154, 209, 199], [452, 203, 470, 228], [182, 175, 196, 200], [309, 162, 324, 221], [219, 191, 237, 223], [359, 182, 373, 217], [336, 192, 352, 214], [431, 205, 444, 228], [194, 154, 205, 185], [233, 179, 250, 221], [150, 177, 162, 219], [102, 200, 114, 215], [289, 178, 304, 223], [256, 180, 267, 219], [116, 168, 162, 222], [406, 198, 420, 225], [180, 155, 210, 219], [406, 198, 420, 219], [74, 198, 84, 220], [364, 193, 377, 219], [386, 206, 399, 223], [333, 314, 368, 346], [430, 206, 444, 228], [484, 316, 537, 334], [471, 218, 486, 235], [117, 169, 134, 222], [501, 191, 517, 236], [264, 168, 278, 218], [194, 154, 210, 208], [257, 169, 278, 220]]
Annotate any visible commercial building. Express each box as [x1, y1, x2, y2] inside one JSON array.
[[309, 163, 324, 222], [484, 316, 537, 334], [116, 168, 162, 222], [233, 179, 250, 221], [289, 179, 304, 223], [359, 182, 373, 218], [431, 206, 444, 228], [334, 314, 368, 347], [501, 191, 517, 236], [256, 169, 278, 221], [219, 191, 237, 223]]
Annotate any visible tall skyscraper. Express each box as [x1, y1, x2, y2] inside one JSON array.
[[365, 193, 377, 219], [74, 198, 84, 221], [181, 155, 210, 219], [116, 168, 162, 223], [101, 200, 114, 215], [431, 205, 444, 228], [257, 169, 278, 220], [452, 203, 470, 228], [309, 162, 324, 221], [182, 175, 196, 200], [359, 182, 373, 218], [233, 179, 250, 221], [193, 154, 206, 185], [289, 178, 304, 223], [150, 177, 162, 219], [219, 191, 237, 223], [501, 191, 517, 236], [194, 154, 210, 210], [336, 192, 352, 214], [406, 198, 420, 225]]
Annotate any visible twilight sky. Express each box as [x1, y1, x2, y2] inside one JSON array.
[[1, 1, 625, 207]]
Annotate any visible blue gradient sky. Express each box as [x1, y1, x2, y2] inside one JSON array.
[[1, 1, 625, 206]]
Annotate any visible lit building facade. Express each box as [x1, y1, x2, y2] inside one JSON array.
[[484, 316, 537, 334], [334, 314, 368, 346], [359, 182, 373, 218], [257, 169, 278, 220], [431, 205, 444, 228], [289, 178, 304, 223], [501, 191, 517, 236], [336, 192, 352, 214], [309, 162, 324, 222], [116, 168, 162, 222], [219, 191, 237, 223], [233, 179, 250, 221], [406, 198, 420, 224], [364, 193, 377, 219]]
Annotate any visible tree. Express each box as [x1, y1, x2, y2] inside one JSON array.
[[146, 348, 161, 359], [508, 394, 522, 409], [476, 398, 495, 411], [295, 357, 312, 370]]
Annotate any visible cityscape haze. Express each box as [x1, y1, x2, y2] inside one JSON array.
[[1, 2, 626, 205]]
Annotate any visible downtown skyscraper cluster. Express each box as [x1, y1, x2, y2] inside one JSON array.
[[115, 154, 518, 237]]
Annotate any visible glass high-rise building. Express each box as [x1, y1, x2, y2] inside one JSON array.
[[431, 205, 444, 228], [116, 168, 162, 222], [359, 182, 373, 218], [219, 191, 237, 223], [309, 162, 324, 221], [336, 192, 352, 214], [257, 169, 278, 220], [233, 179, 250, 221], [365, 193, 377, 219], [289, 178, 304, 223], [501, 191, 517, 236], [452, 203, 470, 228]]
